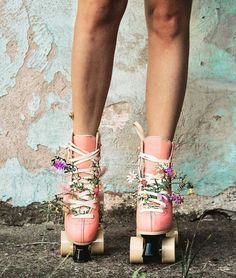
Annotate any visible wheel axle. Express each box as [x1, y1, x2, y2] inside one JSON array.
[[72, 245, 91, 263]]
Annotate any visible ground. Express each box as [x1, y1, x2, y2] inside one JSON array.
[[0, 202, 235, 278]]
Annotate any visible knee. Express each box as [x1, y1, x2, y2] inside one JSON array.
[[79, 0, 127, 31], [147, 6, 190, 40]]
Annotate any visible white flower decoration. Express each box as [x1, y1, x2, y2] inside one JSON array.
[[127, 171, 137, 184]]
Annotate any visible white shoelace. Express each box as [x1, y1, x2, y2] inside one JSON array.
[[137, 151, 171, 213], [66, 140, 101, 219], [133, 121, 172, 213]]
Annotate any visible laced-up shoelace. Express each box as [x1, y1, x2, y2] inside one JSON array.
[[133, 121, 173, 213], [65, 140, 103, 219], [137, 152, 171, 213]]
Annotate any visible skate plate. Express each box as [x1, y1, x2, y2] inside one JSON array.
[[130, 226, 178, 264], [60, 227, 104, 263]]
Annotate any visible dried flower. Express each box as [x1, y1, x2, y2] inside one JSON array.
[[127, 171, 137, 184], [188, 188, 194, 195], [164, 166, 176, 178], [143, 192, 148, 199], [157, 192, 165, 201], [51, 156, 67, 170], [170, 193, 184, 204], [140, 178, 148, 187]]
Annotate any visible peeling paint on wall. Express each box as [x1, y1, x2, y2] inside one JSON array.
[[0, 0, 235, 206], [27, 91, 71, 151], [0, 0, 29, 97], [190, 0, 236, 81], [173, 85, 236, 196], [0, 157, 64, 206], [101, 102, 131, 132], [28, 93, 41, 117], [25, 1, 75, 82]]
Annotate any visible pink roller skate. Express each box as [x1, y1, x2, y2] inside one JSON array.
[[52, 112, 104, 262], [129, 122, 178, 264]]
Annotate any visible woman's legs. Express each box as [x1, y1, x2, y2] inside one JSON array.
[[71, 0, 128, 136], [144, 0, 192, 141]]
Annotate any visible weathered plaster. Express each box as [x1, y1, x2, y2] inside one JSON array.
[[0, 0, 235, 207], [0, 0, 29, 97], [27, 91, 71, 151], [172, 81, 236, 196], [101, 102, 131, 132], [0, 157, 64, 206], [190, 0, 236, 81], [25, 0, 75, 82], [28, 93, 41, 117]]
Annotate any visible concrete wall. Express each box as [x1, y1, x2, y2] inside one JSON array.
[[0, 0, 235, 210]]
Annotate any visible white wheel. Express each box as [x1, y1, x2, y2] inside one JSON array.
[[166, 227, 179, 244], [161, 236, 175, 263], [91, 228, 104, 255], [130, 236, 144, 263], [60, 231, 74, 257]]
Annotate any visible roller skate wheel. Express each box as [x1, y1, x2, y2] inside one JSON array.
[[161, 236, 175, 263], [166, 227, 179, 244], [60, 231, 74, 257], [91, 228, 104, 255], [130, 236, 144, 264]]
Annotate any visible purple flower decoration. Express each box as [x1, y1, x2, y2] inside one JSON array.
[[170, 193, 184, 204], [51, 156, 68, 170], [164, 166, 177, 178], [140, 178, 148, 187], [157, 192, 165, 201], [165, 166, 173, 176]]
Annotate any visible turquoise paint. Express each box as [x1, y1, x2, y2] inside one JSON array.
[[26, 0, 76, 82], [45, 92, 67, 111], [3, 0, 22, 12], [176, 103, 236, 196], [104, 183, 136, 193], [0, 0, 29, 97], [210, 45, 236, 80], [176, 155, 236, 196], [27, 91, 71, 150], [190, 45, 233, 81], [218, 0, 236, 14], [0, 158, 64, 206], [190, 1, 236, 81]]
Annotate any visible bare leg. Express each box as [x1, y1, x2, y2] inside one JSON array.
[[71, 0, 128, 135], [144, 0, 192, 141]]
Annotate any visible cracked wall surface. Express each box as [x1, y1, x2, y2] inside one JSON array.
[[0, 0, 235, 210]]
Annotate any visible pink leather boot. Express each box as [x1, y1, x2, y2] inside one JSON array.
[[130, 121, 178, 264], [134, 122, 174, 235], [53, 114, 104, 262]]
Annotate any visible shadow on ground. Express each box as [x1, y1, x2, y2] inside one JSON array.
[[0, 202, 235, 278]]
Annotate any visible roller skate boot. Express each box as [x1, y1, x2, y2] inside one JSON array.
[[52, 112, 105, 262], [129, 122, 178, 264]]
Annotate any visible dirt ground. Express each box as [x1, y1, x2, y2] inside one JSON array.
[[0, 202, 235, 278]]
